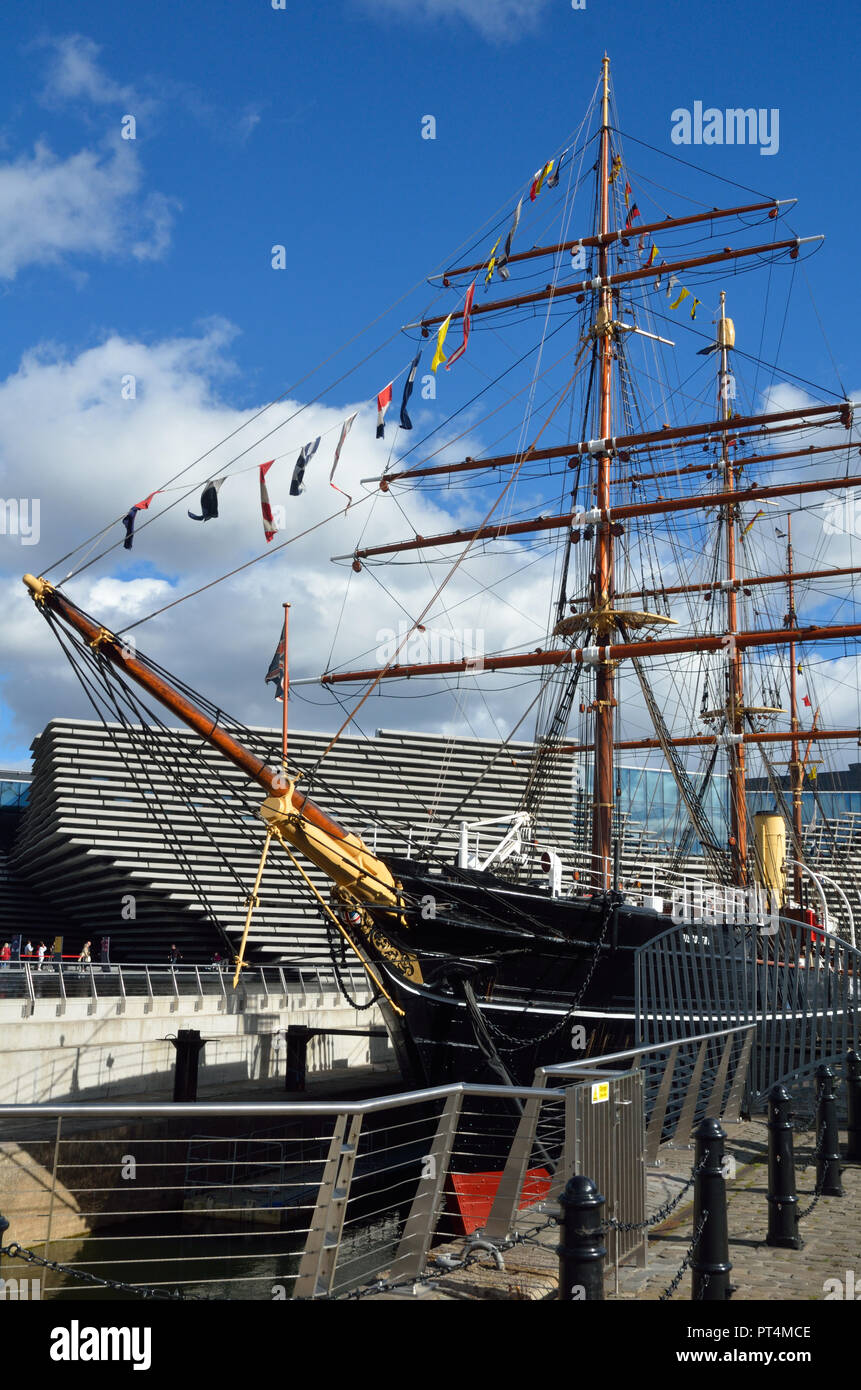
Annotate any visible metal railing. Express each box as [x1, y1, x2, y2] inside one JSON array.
[[636, 913, 861, 1108], [0, 1023, 754, 1301], [0, 960, 368, 1013]]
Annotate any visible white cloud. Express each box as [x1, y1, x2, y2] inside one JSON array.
[[0, 325, 552, 764], [0, 139, 177, 279], [358, 0, 550, 40], [37, 34, 137, 109]]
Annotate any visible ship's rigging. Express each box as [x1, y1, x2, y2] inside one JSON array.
[[21, 55, 861, 944]]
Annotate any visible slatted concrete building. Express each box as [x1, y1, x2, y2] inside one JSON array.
[[7, 719, 577, 965]]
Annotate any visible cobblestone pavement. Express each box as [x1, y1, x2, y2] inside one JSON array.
[[365, 1119, 860, 1300]]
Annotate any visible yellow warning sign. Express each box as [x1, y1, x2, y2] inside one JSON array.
[[591, 1082, 610, 1104]]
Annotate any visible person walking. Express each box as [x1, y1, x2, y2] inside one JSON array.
[[36, 942, 46, 971], [24, 940, 33, 958], [77, 940, 92, 972], [0, 943, 10, 970], [168, 944, 181, 966]]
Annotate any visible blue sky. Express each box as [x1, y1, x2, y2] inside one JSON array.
[[2, 0, 860, 769]]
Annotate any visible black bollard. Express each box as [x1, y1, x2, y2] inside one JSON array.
[[285, 1025, 312, 1092], [815, 1065, 843, 1196], [558, 1175, 606, 1301], [170, 1029, 206, 1102], [691, 1116, 733, 1300], [846, 1051, 861, 1162], [766, 1084, 802, 1249]]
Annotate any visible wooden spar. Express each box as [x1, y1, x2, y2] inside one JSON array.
[[592, 53, 615, 892], [560, 727, 861, 752], [318, 620, 861, 684], [347, 469, 861, 561], [440, 200, 789, 279], [719, 291, 747, 884], [373, 399, 852, 487], [615, 561, 861, 601], [20, 575, 352, 845], [787, 517, 804, 904], [616, 439, 852, 490], [415, 235, 820, 331]]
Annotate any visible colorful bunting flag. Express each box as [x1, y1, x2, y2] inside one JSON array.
[[121, 491, 159, 551], [741, 509, 764, 537], [666, 275, 679, 299], [670, 286, 690, 310], [188, 478, 226, 522], [546, 150, 566, 189], [330, 412, 358, 507], [484, 236, 501, 287], [290, 437, 321, 496], [400, 353, 421, 430], [690, 298, 701, 320], [445, 280, 476, 370], [497, 198, 522, 280], [431, 314, 452, 373], [803, 695, 812, 707], [655, 260, 667, 291], [646, 245, 659, 268], [625, 202, 640, 229], [624, 181, 632, 209], [530, 160, 554, 201], [259, 461, 277, 543], [375, 384, 393, 439], [609, 155, 623, 185], [265, 630, 285, 702]]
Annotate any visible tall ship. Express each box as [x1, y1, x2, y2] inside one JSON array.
[[18, 58, 861, 1115]]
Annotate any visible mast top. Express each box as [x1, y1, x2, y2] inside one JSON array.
[[602, 55, 610, 127]]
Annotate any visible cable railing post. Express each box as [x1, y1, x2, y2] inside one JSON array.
[[116, 963, 126, 1014], [23, 961, 35, 1015], [484, 1070, 549, 1241], [294, 1112, 363, 1298], [144, 965, 154, 1014], [391, 1091, 463, 1283]]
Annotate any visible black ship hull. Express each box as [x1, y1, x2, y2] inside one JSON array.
[[358, 856, 667, 1090]]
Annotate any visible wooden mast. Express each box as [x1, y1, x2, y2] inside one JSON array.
[[592, 54, 615, 891], [786, 515, 805, 904], [718, 291, 747, 884]]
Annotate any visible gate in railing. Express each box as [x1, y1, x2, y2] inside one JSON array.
[[635, 915, 861, 1107]]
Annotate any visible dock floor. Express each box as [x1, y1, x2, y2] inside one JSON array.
[[364, 1119, 860, 1301]]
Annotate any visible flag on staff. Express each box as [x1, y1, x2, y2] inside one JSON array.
[[376, 383, 393, 438], [265, 630, 285, 702]]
